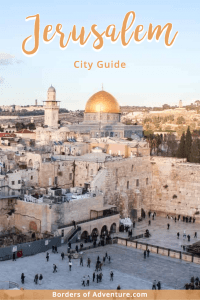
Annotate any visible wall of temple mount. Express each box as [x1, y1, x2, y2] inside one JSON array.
[[151, 157, 200, 219], [73, 156, 153, 219]]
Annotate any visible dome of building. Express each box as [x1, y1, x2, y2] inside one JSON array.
[[85, 90, 120, 113], [48, 85, 56, 92]]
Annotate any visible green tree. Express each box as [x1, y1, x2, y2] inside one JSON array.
[[177, 132, 186, 158], [185, 126, 192, 161], [190, 139, 200, 163]]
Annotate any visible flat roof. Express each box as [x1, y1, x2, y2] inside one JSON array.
[[91, 205, 117, 212]]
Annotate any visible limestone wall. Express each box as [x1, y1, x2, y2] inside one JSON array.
[[151, 157, 200, 217]]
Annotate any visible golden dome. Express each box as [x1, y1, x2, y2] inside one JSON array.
[[85, 90, 120, 114]]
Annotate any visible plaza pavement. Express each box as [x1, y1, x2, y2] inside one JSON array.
[[0, 216, 200, 290], [115, 216, 200, 251]]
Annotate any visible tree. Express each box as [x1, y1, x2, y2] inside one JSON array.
[[190, 139, 200, 163], [177, 132, 186, 158], [185, 126, 192, 161], [176, 116, 185, 125]]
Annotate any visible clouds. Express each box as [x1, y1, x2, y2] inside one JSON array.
[[0, 53, 23, 66]]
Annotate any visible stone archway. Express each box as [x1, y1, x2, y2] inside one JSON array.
[[101, 225, 108, 236], [110, 223, 116, 233], [29, 221, 37, 231], [81, 230, 89, 240], [28, 159, 33, 167], [91, 228, 99, 240]]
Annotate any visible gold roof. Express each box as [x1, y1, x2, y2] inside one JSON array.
[[85, 90, 120, 114]]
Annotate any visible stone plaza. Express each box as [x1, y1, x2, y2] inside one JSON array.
[[0, 216, 200, 290]]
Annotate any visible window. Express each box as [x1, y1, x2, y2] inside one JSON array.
[[18, 180, 21, 184], [116, 168, 118, 176], [131, 165, 134, 171], [136, 179, 139, 187], [11, 181, 15, 185], [31, 176, 33, 180], [61, 229, 64, 237], [54, 176, 58, 185], [127, 181, 129, 189], [146, 178, 148, 185], [69, 173, 72, 180]]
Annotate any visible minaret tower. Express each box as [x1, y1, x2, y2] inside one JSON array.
[[44, 85, 60, 128]]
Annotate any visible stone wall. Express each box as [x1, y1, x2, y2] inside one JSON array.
[[151, 157, 200, 217], [74, 156, 152, 218]]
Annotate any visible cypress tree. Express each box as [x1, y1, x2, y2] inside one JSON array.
[[177, 132, 186, 158], [190, 139, 200, 163], [185, 126, 192, 161]]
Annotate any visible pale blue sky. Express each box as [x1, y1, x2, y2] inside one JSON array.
[[0, 0, 200, 110]]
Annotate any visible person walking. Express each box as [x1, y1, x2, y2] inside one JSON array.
[[117, 285, 121, 290], [148, 220, 151, 226], [87, 258, 91, 268], [34, 274, 38, 284], [187, 235, 190, 242], [105, 252, 108, 259], [93, 272, 95, 282], [147, 249, 150, 257], [75, 245, 79, 252], [82, 276, 85, 287], [108, 256, 111, 263], [61, 252, 64, 260], [157, 281, 161, 290], [144, 250, 146, 259], [80, 257, 83, 266], [69, 261, 72, 271], [39, 274, 43, 285], [46, 252, 49, 262], [86, 275, 90, 286], [53, 264, 58, 273], [96, 274, 99, 283], [194, 232, 197, 238], [152, 280, 157, 290], [52, 245, 55, 253], [55, 245, 58, 253], [177, 232, 180, 239], [103, 256, 106, 265], [167, 223, 170, 230], [110, 271, 114, 281], [13, 252, 16, 261], [21, 273, 25, 284]]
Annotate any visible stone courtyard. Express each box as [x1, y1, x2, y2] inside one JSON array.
[[0, 217, 200, 290]]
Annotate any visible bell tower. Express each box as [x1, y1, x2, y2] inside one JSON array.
[[44, 85, 60, 128]]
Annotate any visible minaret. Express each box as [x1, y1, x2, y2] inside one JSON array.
[[44, 85, 60, 128]]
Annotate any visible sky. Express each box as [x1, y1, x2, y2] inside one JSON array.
[[0, 0, 200, 110]]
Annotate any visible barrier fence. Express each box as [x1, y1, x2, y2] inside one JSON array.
[[115, 237, 200, 264], [0, 236, 61, 261]]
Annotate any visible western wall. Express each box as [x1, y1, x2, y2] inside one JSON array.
[[151, 157, 200, 220]]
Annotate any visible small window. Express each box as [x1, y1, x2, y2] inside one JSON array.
[[131, 165, 134, 171], [69, 173, 72, 180], [127, 181, 129, 189], [12, 181, 15, 185], [116, 168, 118, 176], [61, 229, 64, 237], [18, 180, 21, 184], [136, 179, 139, 187], [146, 178, 148, 185], [31, 176, 33, 180]]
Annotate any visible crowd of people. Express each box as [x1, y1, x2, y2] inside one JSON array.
[[185, 277, 200, 290]]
